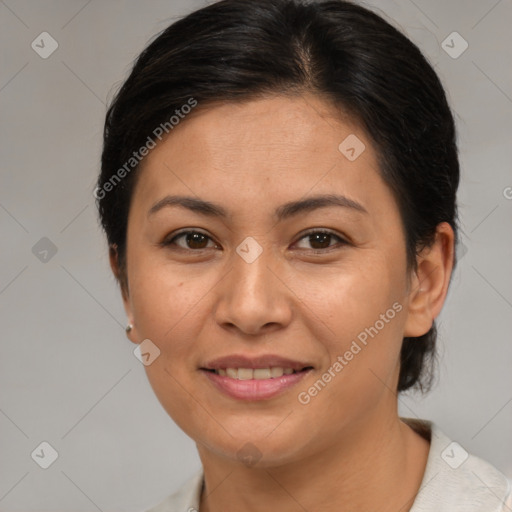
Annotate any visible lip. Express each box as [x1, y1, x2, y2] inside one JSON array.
[[201, 367, 312, 401], [200, 353, 313, 401], [201, 354, 311, 371]]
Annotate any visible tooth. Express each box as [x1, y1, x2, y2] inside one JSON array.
[[254, 368, 271, 379], [226, 368, 238, 378], [221, 367, 296, 379], [270, 367, 284, 378], [238, 368, 254, 380]]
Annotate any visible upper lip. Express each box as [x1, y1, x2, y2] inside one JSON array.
[[201, 354, 312, 371]]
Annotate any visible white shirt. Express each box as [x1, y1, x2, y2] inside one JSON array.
[[145, 418, 512, 511]]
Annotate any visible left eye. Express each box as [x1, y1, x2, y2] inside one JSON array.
[[294, 230, 347, 251]]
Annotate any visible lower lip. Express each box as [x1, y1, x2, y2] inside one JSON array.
[[201, 369, 311, 401]]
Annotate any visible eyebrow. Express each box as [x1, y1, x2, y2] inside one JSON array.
[[147, 193, 368, 220]]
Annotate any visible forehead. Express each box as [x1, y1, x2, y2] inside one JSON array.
[[131, 94, 397, 222], [167, 95, 365, 164]]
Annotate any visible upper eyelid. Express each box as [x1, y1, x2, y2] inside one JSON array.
[[295, 228, 346, 240]]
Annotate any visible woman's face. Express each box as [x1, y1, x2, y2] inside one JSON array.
[[120, 94, 423, 466]]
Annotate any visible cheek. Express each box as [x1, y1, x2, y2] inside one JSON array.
[[126, 261, 214, 434], [129, 254, 211, 338], [304, 254, 406, 335], [294, 290, 405, 439], [302, 256, 407, 393]]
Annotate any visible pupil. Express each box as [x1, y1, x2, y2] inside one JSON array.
[[188, 233, 207, 249], [310, 233, 330, 249]]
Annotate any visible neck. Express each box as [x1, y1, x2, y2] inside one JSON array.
[[197, 409, 430, 512]]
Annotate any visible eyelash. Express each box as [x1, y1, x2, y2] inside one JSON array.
[[161, 229, 349, 254]]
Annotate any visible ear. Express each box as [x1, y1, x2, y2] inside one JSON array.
[[109, 244, 138, 344], [403, 222, 455, 337]]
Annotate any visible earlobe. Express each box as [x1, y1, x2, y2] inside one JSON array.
[[124, 322, 138, 344], [403, 222, 455, 338], [109, 244, 138, 344]]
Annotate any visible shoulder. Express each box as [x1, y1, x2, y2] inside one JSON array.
[[143, 470, 203, 512], [403, 418, 512, 512]]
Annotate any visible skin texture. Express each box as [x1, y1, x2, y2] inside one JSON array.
[[110, 94, 454, 511]]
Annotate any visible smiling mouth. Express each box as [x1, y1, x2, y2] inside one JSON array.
[[202, 367, 313, 379]]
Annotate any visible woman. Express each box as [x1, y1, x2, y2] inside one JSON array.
[[96, 0, 511, 510]]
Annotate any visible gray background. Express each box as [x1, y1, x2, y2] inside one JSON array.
[[1, 0, 511, 510]]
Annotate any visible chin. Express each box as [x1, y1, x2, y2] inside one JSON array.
[[199, 424, 314, 468]]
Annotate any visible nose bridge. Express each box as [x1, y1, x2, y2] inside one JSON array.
[[214, 237, 291, 334], [234, 240, 273, 294]]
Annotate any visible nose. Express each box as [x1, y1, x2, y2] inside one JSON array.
[[213, 243, 293, 337]]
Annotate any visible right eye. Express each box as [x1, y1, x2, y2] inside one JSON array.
[[162, 230, 220, 251]]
